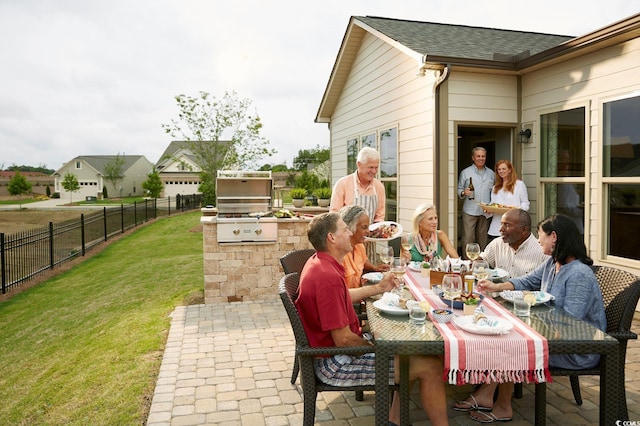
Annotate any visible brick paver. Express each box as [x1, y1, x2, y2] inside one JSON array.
[[147, 298, 640, 425]]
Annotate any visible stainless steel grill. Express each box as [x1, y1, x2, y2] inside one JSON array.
[[216, 171, 277, 243]]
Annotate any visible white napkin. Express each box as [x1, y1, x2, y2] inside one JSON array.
[[381, 292, 401, 307]]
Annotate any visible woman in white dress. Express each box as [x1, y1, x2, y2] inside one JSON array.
[[486, 160, 530, 239]]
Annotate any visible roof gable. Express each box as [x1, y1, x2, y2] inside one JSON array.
[[316, 13, 640, 122], [355, 16, 572, 63], [54, 155, 148, 175], [157, 140, 233, 168]]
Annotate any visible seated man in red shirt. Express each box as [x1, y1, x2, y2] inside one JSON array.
[[295, 212, 449, 426]]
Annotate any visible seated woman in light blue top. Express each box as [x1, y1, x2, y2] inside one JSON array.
[[479, 213, 606, 369], [460, 214, 606, 422], [407, 203, 459, 262]]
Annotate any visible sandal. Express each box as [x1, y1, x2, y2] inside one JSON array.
[[452, 394, 492, 412], [470, 411, 513, 423]]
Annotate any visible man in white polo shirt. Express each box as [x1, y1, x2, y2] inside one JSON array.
[[479, 208, 548, 280], [452, 208, 547, 420]]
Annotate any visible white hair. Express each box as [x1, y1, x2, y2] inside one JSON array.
[[357, 147, 380, 163]]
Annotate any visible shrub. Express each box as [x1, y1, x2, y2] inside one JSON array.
[[313, 187, 332, 199], [289, 188, 307, 199], [52, 192, 60, 199], [102, 186, 108, 199], [45, 185, 51, 197]]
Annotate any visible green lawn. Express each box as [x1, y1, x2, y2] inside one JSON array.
[[0, 211, 204, 425]]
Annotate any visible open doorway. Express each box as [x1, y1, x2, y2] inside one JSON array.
[[455, 125, 514, 253]]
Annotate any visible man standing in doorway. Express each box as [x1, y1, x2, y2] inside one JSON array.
[[458, 147, 494, 253], [330, 147, 386, 223]]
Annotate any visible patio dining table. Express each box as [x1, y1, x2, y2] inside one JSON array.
[[368, 270, 620, 426]]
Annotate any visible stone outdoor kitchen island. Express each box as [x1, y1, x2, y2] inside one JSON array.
[[201, 207, 314, 304]]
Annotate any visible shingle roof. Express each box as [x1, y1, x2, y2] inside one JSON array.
[[76, 155, 146, 174], [356, 16, 573, 62]]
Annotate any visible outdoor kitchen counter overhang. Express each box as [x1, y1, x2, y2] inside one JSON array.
[[201, 210, 313, 304]]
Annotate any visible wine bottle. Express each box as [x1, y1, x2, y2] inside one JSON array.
[[468, 177, 475, 200]]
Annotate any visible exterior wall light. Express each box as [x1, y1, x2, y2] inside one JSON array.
[[518, 128, 532, 143]]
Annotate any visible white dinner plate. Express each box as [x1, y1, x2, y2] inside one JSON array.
[[362, 272, 383, 284], [499, 290, 555, 304], [373, 299, 409, 315], [407, 261, 422, 271], [490, 268, 509, 281], [453, 315, 514, 335], [366, 221, 403, 241]]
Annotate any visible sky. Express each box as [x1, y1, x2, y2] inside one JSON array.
[[1, 1, 638, 172]]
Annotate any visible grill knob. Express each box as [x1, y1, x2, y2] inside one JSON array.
[[233, 229, 240, 235], [255, 228, 263, 235]]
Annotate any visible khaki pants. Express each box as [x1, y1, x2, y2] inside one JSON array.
[[462, 213, 490, 256]]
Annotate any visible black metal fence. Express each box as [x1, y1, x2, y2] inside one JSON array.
[[0, 195, 203, 294]]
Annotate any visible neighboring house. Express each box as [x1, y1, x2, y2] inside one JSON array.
[[0, 171, 54, 197], [316, 14, 640, 276], [156, 140, 232, 198], [53, 155, 154, 200]]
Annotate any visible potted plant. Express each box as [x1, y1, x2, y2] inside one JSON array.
[[421, 261, 431, 277], [289, 188, 307, 208], [314, 187, 332, 207], [463, 296, 479, 316]]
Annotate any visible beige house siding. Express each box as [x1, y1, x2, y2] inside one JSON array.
[[443, 73, 522, 242], [329, 33, 436, 230], [55, 161, 103, 200], [55, 156, 153, 200], [522, 37, 640, 275]]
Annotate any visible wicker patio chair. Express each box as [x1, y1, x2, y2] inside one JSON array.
[[280, 248, 367, 384], [280, 249, 315, 384], [279, 273, 384, 425], [279, 249, 315, 275], [515, 265, 640, 420]]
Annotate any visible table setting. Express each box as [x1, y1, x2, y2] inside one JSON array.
[[368, 266, 620, 426]]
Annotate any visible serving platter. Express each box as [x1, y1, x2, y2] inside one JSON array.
[[438, 292, 484, 309], [366, 221, 403, 241], [478, 203, 515, 214]]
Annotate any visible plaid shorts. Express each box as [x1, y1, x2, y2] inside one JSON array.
[[314, 353, 395, 386]]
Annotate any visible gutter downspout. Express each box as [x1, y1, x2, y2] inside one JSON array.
[[427, 62, 451, 230]]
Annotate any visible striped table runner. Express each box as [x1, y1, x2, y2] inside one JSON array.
[[404, 270, 551, 385]]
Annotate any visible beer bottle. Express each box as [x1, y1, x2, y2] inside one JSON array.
[[468, 177, 475, 200]]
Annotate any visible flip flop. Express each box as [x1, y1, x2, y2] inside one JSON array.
[[470, 411, 513, 423], [452, 394, 492, 412]]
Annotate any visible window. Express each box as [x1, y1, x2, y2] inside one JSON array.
[[75, 161, 81, 169], [344, 129, 398, 221], [603, 94, 640, 261], [540, 107, 586, 236], [379, 127, 398, 221], [346, 138, 358, 174]]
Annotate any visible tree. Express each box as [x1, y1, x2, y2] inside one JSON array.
[[61, 172, 80, 204], [8, 170, 32, 208], [104, 153, 126, 198], [142, 168, 164, 198], [162, 91, 276, 205], [293, 145, 329, 171]]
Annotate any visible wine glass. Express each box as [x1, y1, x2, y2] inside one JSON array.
[[390, 257, 407, 296], [472, 260, 490, 282], [465, 243, 480, 261], [379, 246, 394, 267], [441, 274, 462, 309], [400, 232, 413, 252]]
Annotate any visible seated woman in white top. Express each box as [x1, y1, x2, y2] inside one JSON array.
[[485, 160, 530, 238]]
